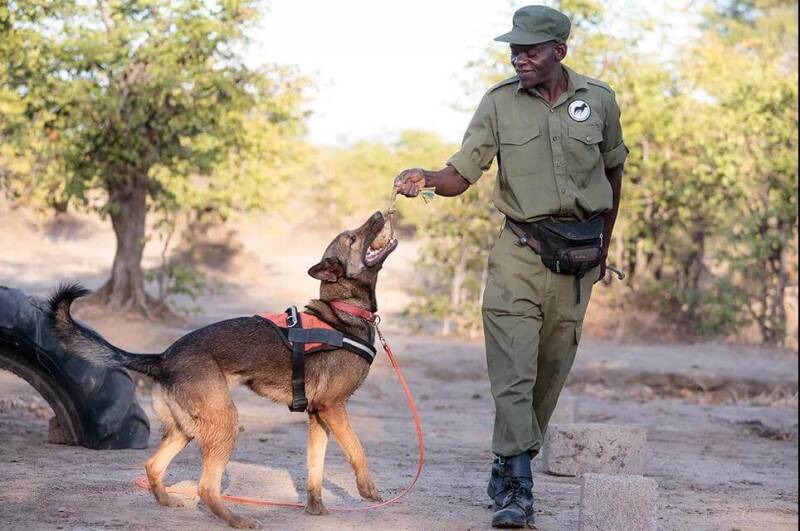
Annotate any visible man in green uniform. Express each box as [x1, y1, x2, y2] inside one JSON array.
[[394, 5, 628, 528]]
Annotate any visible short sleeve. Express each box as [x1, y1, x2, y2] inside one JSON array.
[[447, 93, 499, 183], [600, 90, 629, 169]]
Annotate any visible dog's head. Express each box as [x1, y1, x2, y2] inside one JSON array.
[[308, 211, 398, 307]]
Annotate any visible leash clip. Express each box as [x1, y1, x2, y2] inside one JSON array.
[[373, 319, 389, 350]]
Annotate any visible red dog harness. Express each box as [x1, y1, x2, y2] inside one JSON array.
[[256, 305, 377, 412]]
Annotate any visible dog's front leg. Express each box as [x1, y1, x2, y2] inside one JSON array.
[[320, 403, 382, 502], [305, 412, 330, 515]]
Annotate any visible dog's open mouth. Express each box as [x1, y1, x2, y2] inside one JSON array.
[[365, 218, 398, 267]]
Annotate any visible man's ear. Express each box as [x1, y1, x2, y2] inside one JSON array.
[[555, 42, 567, 62], [308, 257, 345, 282]]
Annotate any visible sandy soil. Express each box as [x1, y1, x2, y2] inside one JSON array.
[[0, 206, 797, 530]]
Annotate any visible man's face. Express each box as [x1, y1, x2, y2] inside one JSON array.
[[510, 41, 566, 88]]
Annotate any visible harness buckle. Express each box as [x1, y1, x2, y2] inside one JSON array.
[[289, 397, 308, 412], [286, 306, 299, 328]]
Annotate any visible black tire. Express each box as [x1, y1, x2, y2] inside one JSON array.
[[0, 285, 150, 449]]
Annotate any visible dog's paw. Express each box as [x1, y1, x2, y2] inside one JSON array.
[[304, 498, 329, 516], [357, 480, 383, 502], [155, 494, 186, 508], [228, 515, 262, 529], [164, 495, 186, 508]]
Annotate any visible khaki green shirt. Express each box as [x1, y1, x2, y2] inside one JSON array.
[[448, 65, 628, 222]]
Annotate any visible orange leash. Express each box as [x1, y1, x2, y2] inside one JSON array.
[[135, 322, 425, 512]]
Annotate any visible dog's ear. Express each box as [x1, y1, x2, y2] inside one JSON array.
[[308, 257, 345, 282]]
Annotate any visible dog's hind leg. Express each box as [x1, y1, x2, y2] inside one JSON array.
[[319, 402, 382, 502], [146, 426, 191, 507], [195, 394, 261, 529], [147, 387, 193, 507], [305, 411, 330, 515]]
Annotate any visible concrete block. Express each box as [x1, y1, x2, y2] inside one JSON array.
[[543, 423, 647, 476], [579, 473, 658, 531], [550, 394, 577, 424]]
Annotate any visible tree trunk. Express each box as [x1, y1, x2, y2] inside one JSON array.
[[685, 221, 706, 328], [448, 245, 468, 335], [94, 172, 154, 315], [759, 247, 788, 345]]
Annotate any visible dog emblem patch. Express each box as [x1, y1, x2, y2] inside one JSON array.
[[568, 100, 591, 122]]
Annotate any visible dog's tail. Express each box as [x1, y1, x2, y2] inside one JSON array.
[[47, 283, 164, 380]]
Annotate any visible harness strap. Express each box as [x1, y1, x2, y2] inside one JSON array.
[[256, 306, 378, 413], [288, 327, 343, 346], [287, 306, 309, 413], [343, 337, 376, 362]]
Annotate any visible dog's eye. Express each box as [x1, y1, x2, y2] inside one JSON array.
[[348, 234, 357, 245]]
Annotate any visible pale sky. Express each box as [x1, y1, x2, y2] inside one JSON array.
[[250, 0, 702, 147]]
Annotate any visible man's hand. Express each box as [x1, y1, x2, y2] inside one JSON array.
[[394, 168, 426, 197]]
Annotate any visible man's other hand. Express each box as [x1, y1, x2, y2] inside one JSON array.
[[394, 168, 426, 197]]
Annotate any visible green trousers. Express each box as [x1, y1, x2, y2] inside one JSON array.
[[482, 224, 597, 457]]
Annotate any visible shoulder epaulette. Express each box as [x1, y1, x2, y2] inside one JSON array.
[[487, 75, 520, 94], [586, 78, 614, 94]]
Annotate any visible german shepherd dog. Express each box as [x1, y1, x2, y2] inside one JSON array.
[[48, 211, 398, 528]]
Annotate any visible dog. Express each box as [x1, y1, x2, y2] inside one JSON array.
[[48, 211, 398, 528]]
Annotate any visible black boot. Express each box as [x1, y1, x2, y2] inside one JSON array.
[[491, 453, 533, 528], [486, 457, 508, 509]]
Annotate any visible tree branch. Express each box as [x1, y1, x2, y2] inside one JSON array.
[[96, 0, 114, 36]]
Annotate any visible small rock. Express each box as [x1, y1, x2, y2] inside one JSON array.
[[543, 423, 647, 476]]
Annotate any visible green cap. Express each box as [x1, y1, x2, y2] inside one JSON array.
[[494, 5, 571, 45]]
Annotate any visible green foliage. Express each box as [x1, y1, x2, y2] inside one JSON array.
[[151, 63, 311, 221], [304, 130, 456, 228], [688, 0, 799, 343], [1, 0, 309, 309], [2, 0, 307, 210], [407, 1, 798, 344], [0, 3, 66, 210], [405, 174, 500, 336], [144, 262, 219, 316]]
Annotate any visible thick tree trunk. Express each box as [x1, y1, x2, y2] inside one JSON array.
[[94, 172, 154, 315], [759, 248, 788, 345], [685, 222, 706, 328]]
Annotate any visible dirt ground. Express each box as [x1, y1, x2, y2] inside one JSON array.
[[0, 206, 797, 530]]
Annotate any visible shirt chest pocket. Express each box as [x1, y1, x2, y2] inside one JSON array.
[[565, 124, 604, 178], [498, 124, 544, 179]]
